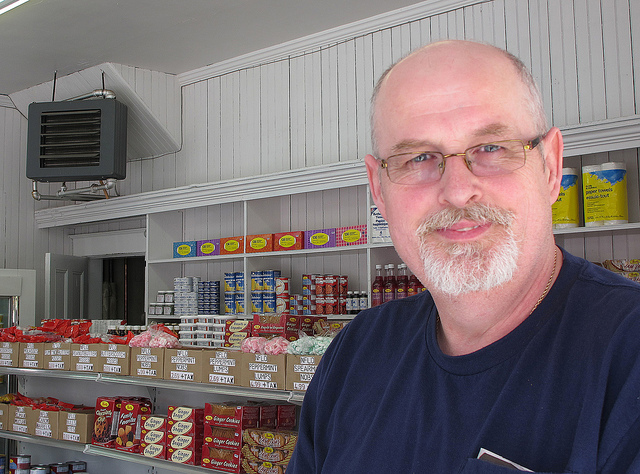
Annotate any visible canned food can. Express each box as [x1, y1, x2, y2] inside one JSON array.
[[251, 292, 264, 313], [11, 455, 31, 470], [30, 466, 49, 474], [234, 271, 244, 292], [302, 274, 313, 286], [224, 272, 236, 292], [325, 275, 338, 296], [275, 277, 289, 295], [235, 295, 245, 314], [224, 293, 236, 314], [325, 296, 339, 315], [49, 463, 69, 473], [276, 296, 290, 314], [67, 461, 87, 472], [263, 270, 276, 292], [339, 275, 349, 295], [263, 293, 276, 313], [251, 271, 264, 291]]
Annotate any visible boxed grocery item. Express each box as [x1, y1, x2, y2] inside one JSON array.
[[99, 343, 131, 375], [141, 413, 168, 434], [242, 443, 293, 465], [163, 348, 204, 383], [220, 236, 244, 255], [336, 224, 367, 246], [115, 398, 153, 453], [43, 342, 72, 370], [246, 234, 274, 253], [243, 353, 287, 390], [273, 231, 304, 251], [201, 445, 242, 473], [141, 443, 167, 459], [0, 403, 8, 430], [0, 341, 19, 367], [242, 428, 298, 450], [286, 354, 322, 391], [59, 408, 94, 443], [31, 407, 59, 439], [242, 459, 287, 474], [130, 347, 165, 378], [203, 424, 242, 450], [202, 349, 246, 386], [19, 342, 45, 369], [9, 404, 30, 434], [168, 406, 204, 424], [92, 396, 122, 447], [168, 446, 202, 465], [277, 404, 297, 430], [259, 404, 277, 429], [173, 241, 197, 258], [196, 239, 221, 257], [370, 205, 392, 243], [70, 343, 102, 372], [252, 314, 287, 337], [204, 402, 260, 431], [304, 228, 336, 249]]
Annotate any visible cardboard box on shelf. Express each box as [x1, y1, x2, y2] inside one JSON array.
[[59, 408, 94, 443], [273, 231, 304, 252], [285, 354, 322, 392], [173, 241, 197, 258], [43, 342, 72, 370], [220, 236, 244, 255], [99, 343, 130, 375], [0, 342, 18, 367], [242, 353, 287, 390], [202, 349, 246, 387], [31, 408, 59, 439], [163, 348, 204, 383], [336, 224, 367, 246], [19, 342, 45, 369], [9, 404, 31, 434], [130, 347, 165, 378], [246, 234, 274, 253], [0, 403, 9, 430], [70, 343, 102, 372]]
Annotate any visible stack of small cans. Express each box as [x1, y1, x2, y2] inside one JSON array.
[[197, 280, 220, 314], [173, 277, 200, 316], [224, 271, 245, 314]]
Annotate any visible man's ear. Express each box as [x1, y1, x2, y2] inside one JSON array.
[[365, 154, 387, 219], [542, 127, 564, 204]]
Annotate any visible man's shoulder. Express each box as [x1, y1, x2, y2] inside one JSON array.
[[563, 249, 640, 295]]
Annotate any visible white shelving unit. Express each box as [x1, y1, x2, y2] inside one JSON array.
[[0, 366, 305, 474]]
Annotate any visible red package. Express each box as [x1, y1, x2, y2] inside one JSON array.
[[92, 397, 122, 447], [115, 398, 153, 453]]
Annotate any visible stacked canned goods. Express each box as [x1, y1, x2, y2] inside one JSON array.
[[224, 271, 245, 314], [173, 277, 200, 316], [302, 274, 350, 316], [7, 456, 86, 473], [250, 270, 280, 314], [197, 280, 220, 314]]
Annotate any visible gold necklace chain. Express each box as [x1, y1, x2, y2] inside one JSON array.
[[528, 247, 558, 315]]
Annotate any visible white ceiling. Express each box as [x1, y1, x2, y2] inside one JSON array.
[[0, 0, 426, 95]]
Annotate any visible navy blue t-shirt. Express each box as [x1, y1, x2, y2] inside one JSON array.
[[287, 249, 640, 473]]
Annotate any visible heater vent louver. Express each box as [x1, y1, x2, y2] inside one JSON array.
[[38, 108, 102, 168], [27, 99, 127, 182]]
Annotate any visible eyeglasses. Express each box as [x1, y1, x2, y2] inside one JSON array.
[[379, 137, 544, 185]]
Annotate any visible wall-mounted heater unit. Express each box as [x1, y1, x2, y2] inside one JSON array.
[[26, 99, 127, 182]]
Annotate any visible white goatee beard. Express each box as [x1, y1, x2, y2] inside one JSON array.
[[416, 203, 520, 296]]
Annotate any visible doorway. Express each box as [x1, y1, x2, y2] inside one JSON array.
[[101, 256, 146, 325]]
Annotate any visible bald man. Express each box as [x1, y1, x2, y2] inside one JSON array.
[[287, 41, 640, 473]]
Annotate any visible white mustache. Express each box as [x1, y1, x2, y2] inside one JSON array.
[[416, 203, 515, 235]]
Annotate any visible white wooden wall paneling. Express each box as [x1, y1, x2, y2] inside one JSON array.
[[574, 0, 607, 123], [207, 76, 222, 183], [354, 35, 374, 158], [219, 73, 237, 181], [321, 46, 339, 166], [602, 0, 634, 118], [289, 55, 307, 170], [548, 0, 580, 127], [505, 1, 531, 66], [240, 66, 261, 179], [306, 50, 323, 168], [527, 0, 552, 126], [336, 41, 357, 162], [633, 0, 640, 115]]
